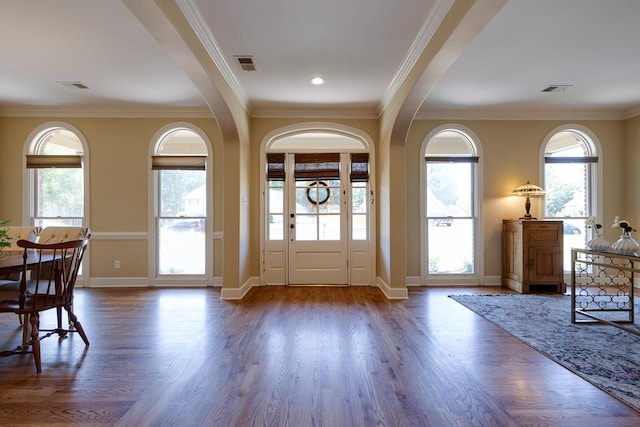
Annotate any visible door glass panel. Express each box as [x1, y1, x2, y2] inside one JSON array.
[[294, 179, 341, 241], [352, 182, 367, 240], [319, 215, 340, 240], [269, 214, 284, 240], [318, 180, 340, 213], [295, 214, 317, 240], [295, 182, 316, 214], [268, 180, 284, 240], [269, 185, 284, 213]]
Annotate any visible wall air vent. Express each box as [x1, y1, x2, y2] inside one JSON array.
[[541, 84, 572, 93], [234, 56, 256, 71], [58, 81, 89, 89]]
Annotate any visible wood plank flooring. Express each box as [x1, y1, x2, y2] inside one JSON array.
[[0, 286, 638, 426]]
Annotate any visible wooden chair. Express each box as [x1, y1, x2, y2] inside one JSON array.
[[37, 226, 89, 244], [35, 227, 91, 326], [0, 226, 41, 280], [0, 238, 90, 373], [0, 226, 41, 326]]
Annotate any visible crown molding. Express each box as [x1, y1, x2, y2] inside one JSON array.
[[0, 107, 214, 118], [415, 108, 630, 121], [624, 105, 640, 120], [250, 106, 379, 120], [3, 105, 637, 121], [176, 0, 249, 111], [379, 0, 454, 113]]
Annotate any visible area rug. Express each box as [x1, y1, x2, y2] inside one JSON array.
[[449, 294, 640, 411]]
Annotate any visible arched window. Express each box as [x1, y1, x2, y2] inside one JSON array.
[[422, 127, 481, 282], [543, 127, 600, 270], [152, 126, 210, 278], [26, 124, 87, 228]]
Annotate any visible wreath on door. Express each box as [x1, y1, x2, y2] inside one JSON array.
[[306, 181, 330, 206]]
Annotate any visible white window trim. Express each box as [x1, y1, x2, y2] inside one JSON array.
[[22, 121, 91, 282], [539, 124, 603, 223], [147, 122, 214, 286], [419, 124, 484, 285], [539, 124, 603, 279]]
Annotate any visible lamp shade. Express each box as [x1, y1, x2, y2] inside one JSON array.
[[512, 181, 545, 196], [512, 181, 545, 219]]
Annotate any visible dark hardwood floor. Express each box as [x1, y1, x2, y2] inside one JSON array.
[[0, 285, 638, 426]]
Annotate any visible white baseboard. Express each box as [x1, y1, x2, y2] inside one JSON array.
[[406, 275, 502, 287], [84, 276, 223, 288], [376, 277, 408, 300], [83, 277, 152, 288], [220, 276, 259, 300]]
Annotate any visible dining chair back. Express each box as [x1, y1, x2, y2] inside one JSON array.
[[4, 226, 41, 252], [0, 226, 41, 282], [0, 238, 90, 373], [37, 226, 89, 244], [0, 226, 42, 327]]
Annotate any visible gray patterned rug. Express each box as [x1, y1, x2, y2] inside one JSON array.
[[449, 294, 640, 411]]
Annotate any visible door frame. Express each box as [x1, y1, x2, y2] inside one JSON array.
[[259, 123, 376, 287]]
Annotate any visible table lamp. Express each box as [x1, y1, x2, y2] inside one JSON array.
[[512, 181, 545, 219]]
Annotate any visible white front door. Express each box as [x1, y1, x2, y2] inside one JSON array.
[[263, 149, 373, 287], [288, 172, 348, 285]]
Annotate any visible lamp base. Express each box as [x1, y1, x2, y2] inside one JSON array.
[[521, 196, 537, 220]]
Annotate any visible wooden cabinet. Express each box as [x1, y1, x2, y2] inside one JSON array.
[[502, 219, 564, 293]]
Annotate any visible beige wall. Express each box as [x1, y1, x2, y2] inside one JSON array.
[[407, 119, 627, 279], [0, 116, 224, 280], [624, 115, 640, 234], [0, 114, 634, 288]]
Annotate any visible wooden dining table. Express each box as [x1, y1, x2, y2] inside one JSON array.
[[0, 250, 58, 277]]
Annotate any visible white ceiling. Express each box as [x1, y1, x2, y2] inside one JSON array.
[[1, 0, 639, 119]]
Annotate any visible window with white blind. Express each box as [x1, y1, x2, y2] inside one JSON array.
[[153, 127, 209, 276], [543, 128, 600, 271], [27, 125, 86, 229]]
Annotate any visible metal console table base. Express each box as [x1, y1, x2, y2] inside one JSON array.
[[571, 248, 638, 337]]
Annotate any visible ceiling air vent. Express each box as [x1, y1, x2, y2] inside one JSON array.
[[234, 56, 256, 71], [541, 84, 572, 93], [58, 81, 89, 90]]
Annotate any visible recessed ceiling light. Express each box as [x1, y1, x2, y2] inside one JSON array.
[[310, 76, 325, 85]]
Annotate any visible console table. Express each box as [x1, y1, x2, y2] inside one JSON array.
[[571, 248, 638, 336], [502, 220, 564, 293]]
